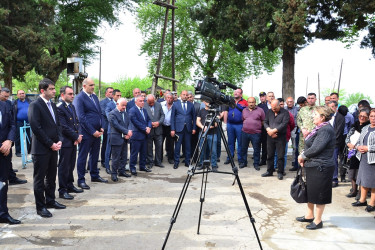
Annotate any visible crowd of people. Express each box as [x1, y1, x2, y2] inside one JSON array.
[[0, 78, 374, 229]]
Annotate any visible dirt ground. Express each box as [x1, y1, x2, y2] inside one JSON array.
[[1, 151, 375, 250]]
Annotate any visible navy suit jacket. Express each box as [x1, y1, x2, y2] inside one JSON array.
[[126, 99, 135, 112], [0, 101, 16, 147], [108, 108, 130, 146], [105, 101, 116, 121], [100, 98, 112, 131], [57, 101, 80, 148], [73, 91, 102, 137], [171, 100, 196, 133], [28, 97, 62, 154], [128, 106, 151, 141]]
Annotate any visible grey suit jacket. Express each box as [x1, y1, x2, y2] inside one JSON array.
[[144, 102, 165, 136], [108, 108, 130, 146]]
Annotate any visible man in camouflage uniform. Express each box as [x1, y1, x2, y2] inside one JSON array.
[[296, 93, 317, 153]]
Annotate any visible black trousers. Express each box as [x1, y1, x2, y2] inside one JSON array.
[[191, 128, 200, 163], [100, 128, 108, 164], [58, 146, 77, 194], [260, 128, 268, 162], [162, 125, 174, 161], [147, 132, 163, 165], [32, 151, 58, 210], [266, 135, 286, 174], [111, 141, 128, 174], [0, 152, 11, 218]]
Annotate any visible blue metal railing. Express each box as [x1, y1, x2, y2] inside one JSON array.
[[20, 121, 32, 168]]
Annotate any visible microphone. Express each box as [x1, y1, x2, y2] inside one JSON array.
[[223, 82, 238, 90]]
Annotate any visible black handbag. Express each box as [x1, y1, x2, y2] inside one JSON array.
[[290, 167, 308, 203]]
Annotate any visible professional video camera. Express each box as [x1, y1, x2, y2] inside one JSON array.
[[194, 77, 237, 108]]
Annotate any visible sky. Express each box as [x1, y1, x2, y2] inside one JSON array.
[[87, 11, 375, 103]]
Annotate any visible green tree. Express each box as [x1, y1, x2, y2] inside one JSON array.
[[343, 93, 373, 107], [0, 0, 55, 93], [136, 0, 281, 90], [194, 0, 374, 99]]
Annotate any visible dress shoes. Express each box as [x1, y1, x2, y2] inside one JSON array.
[[131, 171, 137, 176], [16, 153, 22, 157], [289, 167, 298, 171], [119, 172, 131, 178], [0, 215, 21, 224], [346, 192, 357, 198], [261, 171, 273, 177], [9, 177, 27, 185], [277, 173, 283, 180], [37, 208, 52, 218], [105, 168, 112, 175], [212, 167, 218, 172], [306, 221, 323, 230], [140, 167, 152, 172], [78, 182, 90, 190], [296, 216, 314, 223], [13, 169, 18, 173], [168, 159, 174, 164], [91, 176, 108, 183], [59, 192, 74, 200], [68, 186, 84, 193], [332, 182, 338, 188], [155, 163, 165, 168], [352, 200, 367, 207], [365, 205, 375, 212], [224, 159, 231, 165], [180, 154, 185, 159], [111, 175, 118, 182], [196, 164, 203, 170], [217, 159, 221, 162], [259, 160, 266, 166], [185, 163, 189, 167], [46, 201, 66, 209], [239, 163, 246, 169], [254, 165, 260, 171], [173, 163, 179, 169]]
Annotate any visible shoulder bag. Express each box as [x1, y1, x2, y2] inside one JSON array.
[[290, 167, 308, 203]]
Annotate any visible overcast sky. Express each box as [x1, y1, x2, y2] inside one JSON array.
[[87, 11, 375, 102]]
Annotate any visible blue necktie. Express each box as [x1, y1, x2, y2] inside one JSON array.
[[140, 108, 145, 120], [47, 101, 56, 123], [183, 102, 187, 113]]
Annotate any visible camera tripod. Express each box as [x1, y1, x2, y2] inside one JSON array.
[[162, 106, 263, 249]]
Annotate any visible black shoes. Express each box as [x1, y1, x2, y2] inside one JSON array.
[[119, 172, 131, 178], [111, 175, 118, 182], [239, 163, 247, 169], [352, 200, 367, 206], [140, 167, 152, 172], [296, 216, 314, 223], [212, 167, 218, 172], [261, 171, 273, 177], [46, 201, 66, 209], [91, 176, 108, 183], [9, 177, 27, 185], [185, 163, 189, 167], [155, 163, 165, 168], [224, 159, 231, 165], [131, 171, 137, 176], [78, 182, 90, 190], [105, 168, 111, 175], [365, 205, 375, 212], [277, 173, 283, 180], [254, 165, 260, 171], [168, 159, 174, 164], [0, 215, 21, 224], [289, 167, 298, 171], [68, 186, 84, 193], [173, 163, 179, 169], [306, 221, 323, 230], [37, 208, 52, 218], [332, 182, 339, 188], [59, 192, 74, 200], [346, 192, 357, 198], [259, 161, 267, 166]]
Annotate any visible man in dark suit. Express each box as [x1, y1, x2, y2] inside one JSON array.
[[257, 92, 269, 166], [144, 94, 165, 168], [108, 98, 132, 181], [56, 86, 83, 200], [188, 92, 201, 163], [171, 90, 196, 169], [126, 88, 141, 112], [28, 78, 65, 218], [103, 89, 122, 174], [328, 100, 345, 187], [128, 95, 152, 175], [99, 87, 113, 168], [73, 78, 108, 190], [0, 99, 20, 224]]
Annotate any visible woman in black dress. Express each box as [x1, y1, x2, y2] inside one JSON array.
[[346, 108, 370, 198], [297, 106, 335, 230]]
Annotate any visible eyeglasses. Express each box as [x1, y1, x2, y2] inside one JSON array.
[[359, 115, 368, 119]]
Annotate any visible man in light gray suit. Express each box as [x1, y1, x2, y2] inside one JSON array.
[[144, 94, 165, 168], [108, 98, 132, 182]]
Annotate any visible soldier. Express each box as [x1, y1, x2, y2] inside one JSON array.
[[296, 93, 317, 154]]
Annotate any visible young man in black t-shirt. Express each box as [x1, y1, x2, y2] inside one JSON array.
[[196, 101, 218, 171]]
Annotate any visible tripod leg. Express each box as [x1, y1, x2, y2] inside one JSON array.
[[235, 174, 263, 250], [197, 168, 209, 234]]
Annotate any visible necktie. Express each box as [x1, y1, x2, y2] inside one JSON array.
[[68, 104, 76, 124], [140, 108, 145, 120], [151, 106, 154, 116], [122, 112, 125, 122], [47, 101, 56, 123], [183, 102, 187, 113], [89, 94, 97, 108]]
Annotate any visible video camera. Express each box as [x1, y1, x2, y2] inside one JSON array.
[[194, 77, 237, 108]]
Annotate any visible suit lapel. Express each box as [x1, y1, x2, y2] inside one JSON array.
[[39, 97, 55, 123]]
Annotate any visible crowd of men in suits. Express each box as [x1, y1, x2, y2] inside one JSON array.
[[0, 77, 363, 224]]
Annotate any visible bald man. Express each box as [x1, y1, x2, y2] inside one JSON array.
[[126, 88, 141, 112]]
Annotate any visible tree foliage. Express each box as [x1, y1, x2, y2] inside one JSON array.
[[136, 0, 281, 88]]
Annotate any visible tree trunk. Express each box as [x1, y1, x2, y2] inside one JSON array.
[[3, 62, 13, 94], [282, 45, 295, 99], [47, 60, 67, 83]]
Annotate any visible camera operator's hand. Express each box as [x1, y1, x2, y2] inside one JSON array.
[[171, 131, 175, 137]]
